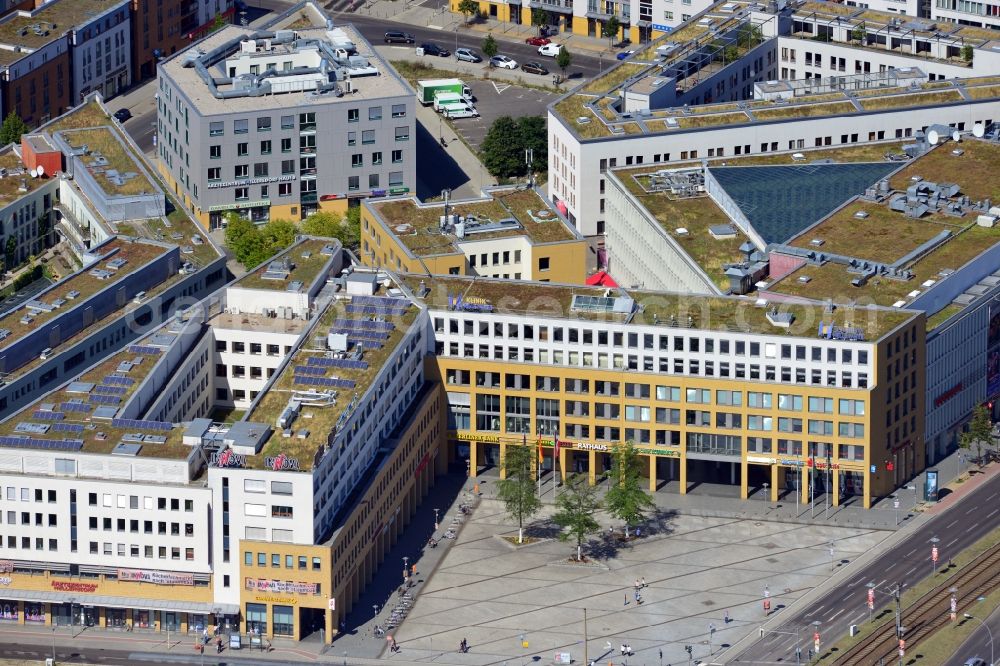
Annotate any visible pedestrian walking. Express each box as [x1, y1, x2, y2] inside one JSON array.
[[641, 577, 647, 588], [634, 579, 641, 593], [724, 609, 730, 624], [624, 593, 629, 606], [620, 644, 626, 656], [411, 564, 417, 578]]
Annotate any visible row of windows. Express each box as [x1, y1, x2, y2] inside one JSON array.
[[216, 340, 291, 355], [88, 494, 194, 511], [88, 542, 195, 560], [434, 318, 869, 363], [244, 551, 322, 571], [85, 516, 195, 536]]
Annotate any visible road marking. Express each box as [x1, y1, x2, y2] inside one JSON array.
[[427, 24, 443, 29], [987, 509, 999, 519], [967, 506, 979, 514], [827, 608, 846, 622], [806, 604, 825, 617], [947, 519, 960, 528], [947, 538, 959, 548], [905, 566, 916, 576], [492, 82, 511, 94], [906, 547, 916, 556], [875, 579, 887, 588]]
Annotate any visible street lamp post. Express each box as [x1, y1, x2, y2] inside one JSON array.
[[930, 536, 941, 574], [403, 556, 410, 582], [434, 508, 440, 531], [708, 623, 716, 655], [963, 613, 995, 666], [829, 542, 835, 571], [762, 482, 769, 513]]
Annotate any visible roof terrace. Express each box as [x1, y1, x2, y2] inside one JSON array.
[[58, 127, 157, 197], [245, 283, 418, 471], [366, 188, 578, 258], [236, 238, 338, 291], [401, 274, 915, 340], [0, 150, 49, 202], [0, 0, 121, 52]]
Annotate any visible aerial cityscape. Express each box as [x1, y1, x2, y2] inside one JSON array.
[[0, 0, 991, 663]]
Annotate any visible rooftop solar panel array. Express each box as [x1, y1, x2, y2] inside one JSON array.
[[103, 375, 135, 387], [110, 418, 172, 432], [293, 376, 356, 389], [306, 356, 367, 370], [332, 318, 394, 332], [294, 365, 327, 376], [336, 329, 389, 342], [51, 423, 85, 433], [347, 337, 382, 350], [34, 411, 64, 421], [0, 436, 83, 451], [351, 296, 411, 309], [94, 385, 127, 395], [89, 394, 121, 405], [127, 345, 161, 355], [345, 304, 409, 316], [61, 402, 92, 413]]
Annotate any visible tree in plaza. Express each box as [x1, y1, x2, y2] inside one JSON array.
[[960, 404, 994, 465], [301, 209, 360, 250], [482, 34, 499, 61], [531, 7, 549, 35], [480, 115, 547, 179], [457, 0, 479, 24], [602, 15, 621, 48], [496, 440, 542, 544], [555, 46, 572, 77], [603, 440, 656, 538], [0, 112, 28, 147], [553, 475, 602, 561]]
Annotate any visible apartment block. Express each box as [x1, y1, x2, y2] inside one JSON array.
[[156, 6, 416, 230]]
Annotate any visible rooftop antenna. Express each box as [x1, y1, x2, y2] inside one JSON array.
[[525, 148, 534, 188]]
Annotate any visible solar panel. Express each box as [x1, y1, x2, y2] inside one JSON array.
[[89, 394, 122, 405], [306, 357, 368, 370], [51, 423, 85, 433], [0, 436, 83, 451], [33, 411, 65, 421], [332, 318, 395, 332], [111, 418, 172, 432], [295, 365, 327, 376], [103, 375, 135, 386], [351, 296, 411, 309], [348, 337, 382, 350], [331, 329, 389, 341], [61, 402, 92, 413], [345, 304, 409, 316], [293, 376, 355, 389], [94, 385, 127, 395], [128, 345, 161, 355]]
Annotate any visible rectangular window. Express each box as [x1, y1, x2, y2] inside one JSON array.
[[256, 117, 271, 132], [209, 121, 223, 136], [778, 394, 802, 411], [281, 114, 294, 129], [388, 171, 404, 186], [394, 126, 410, 141], [347, 132, 357, 146], [281, 137, 292, 152], [253, 162, 269, 177], [260, 140, 271, 154], [348, 108, 359, 123], [362, 130, 376, 144], [372, 151, 382, 165], [348, 175, 359, 191], [352, 154, 363, 168], [235, 187, 249, 201], [234, 119, 249, 134], [209, 145, 221, 159], [391, 149, 403, 163]]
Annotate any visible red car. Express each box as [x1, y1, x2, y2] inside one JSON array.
[[525, 36, 551, 46]]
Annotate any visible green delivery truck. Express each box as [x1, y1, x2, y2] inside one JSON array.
[[417, 78, 472, 106]]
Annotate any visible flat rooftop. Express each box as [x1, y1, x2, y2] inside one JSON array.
[[0, 239, 169, 353], [366, 188, 579, 258], [58, 127, 157, 197], [0, 323, 190, 460], [0, 150, 50, 202], [0, 0, 123, 59], [399, 274, 915, 340], [162, 24, 411, 116], [245, 282, 418, 471], [235, 238, 338, 291], [769, 139, 1000, 307], [550, 0, 1000, 140]]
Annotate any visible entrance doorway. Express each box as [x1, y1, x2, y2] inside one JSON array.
[[300, 607, 326, 641]]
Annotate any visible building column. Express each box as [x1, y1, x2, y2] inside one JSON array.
[[771, 464, 780, 502], [468, 440, 478, 478], [587, 451, 596, 485], [648, 455, 657, 492], [740, 459, 749, 500], [863, 465, 872, 509], [44, 604, 52, 627], [801, 466, 809, 505], [558, 447, 567, 483], [832, 470, 841, 508], [499, 442, 507, 480], [679, 455, 687, 495], [98, 606, 106, 629], [326, 608, 335, 642], [18, 601, 24, 625]]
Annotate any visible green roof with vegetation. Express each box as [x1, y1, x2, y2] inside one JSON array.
[[58, 127, 157, 197], [236, 238, 336, 291]]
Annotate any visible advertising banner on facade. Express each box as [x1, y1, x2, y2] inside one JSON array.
[[245, 578, 318, 595], [117, 569, 195, 586]]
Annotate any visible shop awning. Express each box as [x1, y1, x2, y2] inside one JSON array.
[[0, 589, 237, 615], [585, 271, 619, 287]]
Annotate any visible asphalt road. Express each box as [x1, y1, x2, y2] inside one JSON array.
[[733, 471, 1000, 663], [0, 641, 303, 665], [944, 604, 1000, 666]]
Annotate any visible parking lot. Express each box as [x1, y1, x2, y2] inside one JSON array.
[[450, 77, 558, 149]]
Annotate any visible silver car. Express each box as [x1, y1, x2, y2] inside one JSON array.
[[455, 48, 482, 63]]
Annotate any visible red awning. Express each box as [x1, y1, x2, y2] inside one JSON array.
[[586, 271, 618, 287]]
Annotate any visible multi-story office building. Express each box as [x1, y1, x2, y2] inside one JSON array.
[[359, 186, 592, 283], [548, 0, 1000, 238], [130, 0, 235, 81], [156, 5, 416, 230]]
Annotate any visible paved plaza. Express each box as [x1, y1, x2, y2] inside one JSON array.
[[377, 498, 891, 665]]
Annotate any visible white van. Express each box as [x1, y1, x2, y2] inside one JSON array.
[[443, 105, 479, 119], [40, 348, 53, 360]]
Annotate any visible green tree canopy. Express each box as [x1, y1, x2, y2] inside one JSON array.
[[556, 46, 572, 74], [458, 0, 479, 22], [602, 16, 620, 45], [224, 216, 298, 269], [960, 404, 994, 464], [482, 34, 499, 60], [553, 475, 602, 561], [480, 115, 548, 179], [603, 441, 656, 537], [0, 112, 29, 147], [496, 441, 542, 543], [531, 8, 548, 33]]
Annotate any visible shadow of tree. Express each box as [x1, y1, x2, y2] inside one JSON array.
[[524, 518, 563, 539], [583, 508, 680, 561]]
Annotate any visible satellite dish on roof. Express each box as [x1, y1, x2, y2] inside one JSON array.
[[36, 164, 44, 177], [973, 123, 985, 138], [927, 129, 941, 145], [952, 130, 961, 142], [29, 167, 37, 178]]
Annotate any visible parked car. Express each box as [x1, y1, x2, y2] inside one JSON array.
[[384, 31, 414, 44], [525, 36, 550, 46], [419, 43, 450, 57], [616, 49, 636, 60], [963, 659, 987, 666], [521, 61, 549, 75], [442, 105, 480, 119], [537, 43, 563, 57], [489, 55, 518, 69], [455, 48, 482, 63], [113, 108, 132, 122]]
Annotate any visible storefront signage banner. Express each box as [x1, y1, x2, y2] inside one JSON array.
[[254, 595, 297, 605], [52, 581, 98, 593], [641, 448, 679, 457], [780, 459, 805, 467], [747, 456, 776, 465], [574, 443, 609, 452], [212, 450, 246, 468], [245, 578, 318, 595], [454, 432, 555, 447], [117, 569, 195, 586], [265, 454, 300, 471]]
